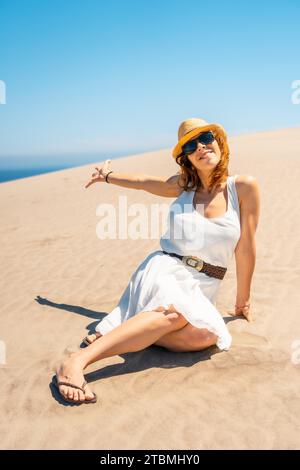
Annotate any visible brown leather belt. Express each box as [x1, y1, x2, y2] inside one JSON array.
[[161, 250, 227, 280]]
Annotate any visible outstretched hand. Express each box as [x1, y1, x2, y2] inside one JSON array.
[[84, 159, 112, 189]]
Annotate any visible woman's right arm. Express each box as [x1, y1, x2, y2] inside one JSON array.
[[85, 159, 183, 198], [108, 172, 183, 197]]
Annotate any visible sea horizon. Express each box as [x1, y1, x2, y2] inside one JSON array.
[[0, 148, 156, 184]]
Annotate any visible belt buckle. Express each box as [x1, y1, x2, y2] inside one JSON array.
[[182, 256, 204, 272]]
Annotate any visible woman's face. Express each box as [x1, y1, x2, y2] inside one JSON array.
[[185, 132, 222, 170]]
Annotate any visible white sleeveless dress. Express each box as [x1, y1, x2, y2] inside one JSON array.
[[95, 175, 241, 350]]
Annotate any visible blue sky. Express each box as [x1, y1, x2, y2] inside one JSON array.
[[0, 0, 299, 168]]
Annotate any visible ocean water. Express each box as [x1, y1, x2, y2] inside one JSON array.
[[0, 166, 74, 184], [0, 148, 160, 184]]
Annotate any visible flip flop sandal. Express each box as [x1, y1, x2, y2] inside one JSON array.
[[82, 336, 92, 347], [82, 333, 100, 347], [51, 375, 97, 404]]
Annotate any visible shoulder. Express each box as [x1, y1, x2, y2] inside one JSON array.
[[165, 172, 185, 197], [234, 174, 260, 206]]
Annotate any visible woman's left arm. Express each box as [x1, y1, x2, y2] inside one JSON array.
[[234, 175, 261, 321]]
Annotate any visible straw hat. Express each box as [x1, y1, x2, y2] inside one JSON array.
[[172, 117, 229, 159]]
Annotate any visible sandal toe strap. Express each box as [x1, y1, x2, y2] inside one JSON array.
[[57, 381, 86, 393]]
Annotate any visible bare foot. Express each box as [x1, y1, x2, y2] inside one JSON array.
[[83, 332, 102, 345], [55, 353, 96, 403]]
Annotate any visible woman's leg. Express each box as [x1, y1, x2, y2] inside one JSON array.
[[84, 324, 218, 352], [154, 323, 218, 352], [56, 308, 188, 402]]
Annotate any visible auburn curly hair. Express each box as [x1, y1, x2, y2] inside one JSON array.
[[175, 132, 230, 193]]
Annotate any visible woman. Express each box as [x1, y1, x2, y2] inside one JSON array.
[[52, 117, 260, 404]]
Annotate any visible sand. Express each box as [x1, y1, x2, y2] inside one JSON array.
[[0, 126, 300, 450]]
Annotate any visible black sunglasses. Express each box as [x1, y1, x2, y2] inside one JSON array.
[[181, 131, 215, 155]]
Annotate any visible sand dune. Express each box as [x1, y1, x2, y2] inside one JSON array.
[[1, 126, 300, 450]]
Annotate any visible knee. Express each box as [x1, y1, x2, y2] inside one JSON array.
[[151, 307, 187, 329], [166, 312, 188, 329], [163, 306, 188, 328]]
